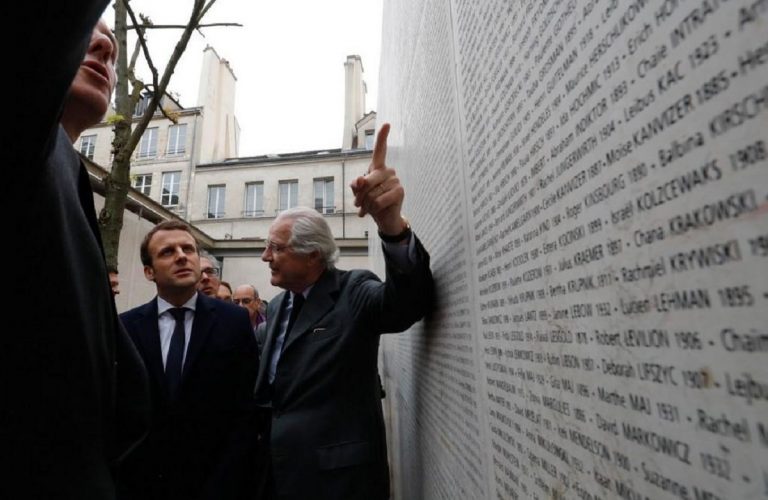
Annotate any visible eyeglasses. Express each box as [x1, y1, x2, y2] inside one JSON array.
[[265, 240, 291, 254], [201, 267, 220, 277], [233, 297, 255, 305]]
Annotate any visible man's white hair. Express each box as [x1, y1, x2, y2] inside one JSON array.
[[276, 207, 339, 269]]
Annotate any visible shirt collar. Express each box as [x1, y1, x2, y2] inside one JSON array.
[[157, 292, 198, 317], [292, 285, 313, 303]]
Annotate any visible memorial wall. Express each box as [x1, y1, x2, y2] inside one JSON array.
[[375, 0, 768, 498]]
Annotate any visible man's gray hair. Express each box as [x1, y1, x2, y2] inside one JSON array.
[[199, 249, 221, 269], [277, 207, 339, 269]]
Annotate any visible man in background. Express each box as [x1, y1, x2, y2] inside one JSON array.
[[4, 2, 150, 498], [197, 250, 222, 297], [233, 284, 266, 332], [217, 281, 233, 302]]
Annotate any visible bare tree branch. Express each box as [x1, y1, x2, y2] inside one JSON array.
[[128, 22, 241, 30], [129, 78, 144, 105], [100, 0, 233, 268], [124, 1, 159, 92], [158, 106, 179, 123], [126, 38, 145, 113], [144, 85, 179, 124], [124, 0, 206, 153], [127, 37, 141, 75], [193, 0, 219, 39], [197, 0, 219, 24]]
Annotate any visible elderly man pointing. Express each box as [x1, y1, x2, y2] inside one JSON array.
[[253, 123, 434, 499]]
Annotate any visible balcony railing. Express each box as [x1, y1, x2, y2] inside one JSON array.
[[315, 205, 336, 215], [243, 209, 265, 217]]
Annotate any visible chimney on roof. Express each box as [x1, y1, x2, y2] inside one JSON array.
[[197, 46, 240, 163], [342, 55, 366, 150]]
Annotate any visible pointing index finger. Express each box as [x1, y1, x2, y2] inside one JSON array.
[[371, 123, 391, 171]]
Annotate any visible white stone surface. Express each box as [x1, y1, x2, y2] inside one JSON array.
[[377, 0, 768, 498]]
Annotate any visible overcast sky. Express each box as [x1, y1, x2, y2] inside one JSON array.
[[109, 0, 383, 156]]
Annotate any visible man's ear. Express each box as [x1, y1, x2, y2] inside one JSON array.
[[143, 265, 155, 282], [307, 250, 322, 266]]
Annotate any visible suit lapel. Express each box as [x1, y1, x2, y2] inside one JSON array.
[[132, 300, 166, 394], [75, 155, 105, 260], [184, 294, 215, 380], [282, 269, 339, 353], [264, 293, 288, 357], [254, 292, 288, 392]]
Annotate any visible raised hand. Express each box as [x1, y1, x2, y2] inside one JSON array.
[[350, 123, 407, 236]]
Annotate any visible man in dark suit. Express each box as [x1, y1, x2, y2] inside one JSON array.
[[253, 123, 434, 499], [119, 221, 259, 500], [3, 3, 150, 498]]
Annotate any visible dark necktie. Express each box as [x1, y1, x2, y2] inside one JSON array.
[[283, 293, 305, 348], [166, 307, 187, 400]]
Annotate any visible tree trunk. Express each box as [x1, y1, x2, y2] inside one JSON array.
[[100, 0, 132, 271], [98, 0, 216, 271]]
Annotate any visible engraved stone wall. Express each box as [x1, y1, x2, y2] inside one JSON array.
[[377, 0, 768, 498]]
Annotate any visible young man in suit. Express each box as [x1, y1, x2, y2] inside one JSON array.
[[3, 3, 150, 498], [119, 221, 260, 499], [253, 123, 434, 499]]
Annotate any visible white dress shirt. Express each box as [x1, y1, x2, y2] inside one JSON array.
[[156, 293, 197, 369]]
